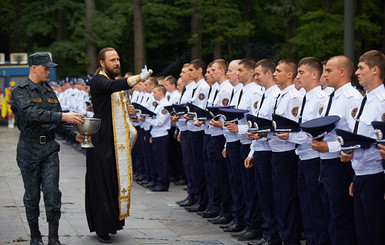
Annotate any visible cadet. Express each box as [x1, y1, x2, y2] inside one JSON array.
[[198, 62, 220, 218], [137, 77, 158, 189], [206, 59, 233, 224], [311, 55, 361, 245], [139, 85, 171, 191], [245, 59, 282, 245], [227, 58, 263, 241], [173, 63, 196, 207], [10, 52, 86, 245], [183, 59, 210, 213], [269, 59, 302, 245], [293, 57, 329, 245], [164, 76, 185, 185], [340, 50, 385, 245]]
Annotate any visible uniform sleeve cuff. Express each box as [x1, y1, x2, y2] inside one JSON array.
[[128, 75, 140, 87]]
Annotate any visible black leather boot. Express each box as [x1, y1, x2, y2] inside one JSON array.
[[28, 221, 44, 245], [47, 222, 61, 245]]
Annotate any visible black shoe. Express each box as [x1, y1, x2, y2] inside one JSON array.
[[144, 181, 156, 188], [150, 186, 168, 192], [179, 199, 195, 207], [47, 238, 61, 245], [208, 216, 232, 224], [110, 230, 117, 235], [30, 237, 44, 245], [138, 179, 149, 185], [184, 203, 205, 213], [174, 179, 187, 185], [97, 234, 112, 243], [176, 198, 188, 205], [237, 231, 262, 241], [184, 203, 205, 212], [197, 211, 218, 218], [231, 229, 247, 237], [219, 220, 235, 229], [183, 187, 187, 191], [223, 223, 245, 232], [248, 239, 281, 245]]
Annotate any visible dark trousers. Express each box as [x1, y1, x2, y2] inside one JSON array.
[[17, 139, 61, 223], [188, 130, 208, 206], [320, 158, 356, 245], [240, 143, 262, 234], [132, 126, 143, 177], [253, 150, 280, 244], [152, 135, 170, 189], [167, 126, 185, 181], [271, 150, 301, 245], [226, 141, 245, 225], [203, 134, 219, 213], [144, 130, 156, 182], [139, 128, 150, 181], [180, 130, 194, 201], [211, 135, 232, 218], [297, 158, 329, 245], [353, 172, 385, 245]]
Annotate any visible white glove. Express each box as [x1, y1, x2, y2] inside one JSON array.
[[140, 65, 153, 80]]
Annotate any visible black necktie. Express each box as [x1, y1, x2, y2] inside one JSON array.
[[353, 95, 367, 133], [230, 89, 235, 102], [298, 95, 306, 124], [212, 89, 219, 103], [192, 87, 197, 98], [206, 86, 213, 106], [167, 95, 170, 101], [256, 93, 265, 117], [180, 87, 186, 103], [237, 89, 243, 108], [273, 94, 281, 114], [324, 91, 334, 116]]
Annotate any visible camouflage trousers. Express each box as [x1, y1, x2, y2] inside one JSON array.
[[16, 139, 62, 223]]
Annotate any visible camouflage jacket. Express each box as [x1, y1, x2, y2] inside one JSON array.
[[10, 78, 77, 140]]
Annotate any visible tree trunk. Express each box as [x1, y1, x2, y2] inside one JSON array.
[[191, 2, 202, 59], [85, 0, 97, 75], [242, 0, 252, 57], [133, 0, 146, 74], [287, 17, 296, 59], [9, 0, 22, 53], [324, 0, 332, 10], [381, 0, 385, 51], [55, 8, 66, 78], [354, 0, 363, 64]]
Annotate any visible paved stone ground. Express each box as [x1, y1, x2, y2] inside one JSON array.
[[0, 126, 253, 245]]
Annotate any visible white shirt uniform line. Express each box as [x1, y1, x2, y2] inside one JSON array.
[[223, 83, 243, 143], [176, 81, 196, 132], [268, 84, 303, 152], [249, 85, 280, 157], [292, 86, 328, 160], [237, 83, 263, 145], [208, 80, 233, 137], [320, 83, 363, 159], [351, 84, 385, 176], [187, 78, 210, 132], [146, 97, 172, 138]]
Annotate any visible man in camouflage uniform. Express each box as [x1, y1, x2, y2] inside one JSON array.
[[10, 52, 86, 245]]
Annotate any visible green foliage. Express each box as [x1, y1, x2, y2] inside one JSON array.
[[289, 10, 344, 60], [0, 0, 384, 78]]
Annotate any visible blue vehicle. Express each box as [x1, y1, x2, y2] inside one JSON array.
[[0, 53, 57, 92]]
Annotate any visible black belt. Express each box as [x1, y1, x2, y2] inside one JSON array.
[[20, 133, 55, 144]]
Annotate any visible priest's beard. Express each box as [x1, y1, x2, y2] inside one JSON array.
[[104, 64, 121, 78]]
